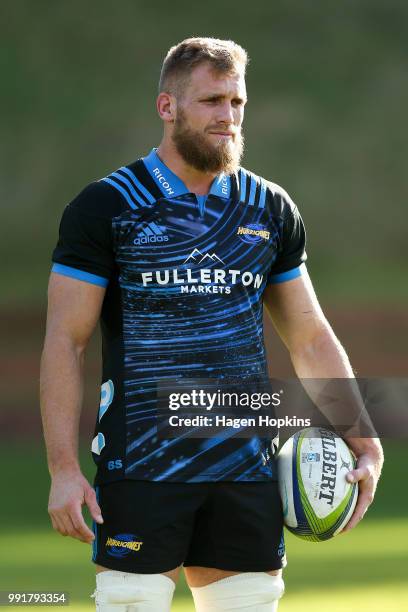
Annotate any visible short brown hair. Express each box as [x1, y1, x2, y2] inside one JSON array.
[[159, 37, 249, 96]]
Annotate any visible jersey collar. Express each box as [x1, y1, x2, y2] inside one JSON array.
[[142, 148, 231, 199]]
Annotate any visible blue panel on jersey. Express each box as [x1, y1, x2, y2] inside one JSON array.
[[239, 169, 247, 202], [143, 148, 231, 199], [101, 177, 139, 209], [248, 174, 258, 206], [51, 263, 109, 287], [110, 172, 148, 207], [268, 265, 303, 284], [143, 149, 189, 197], [209, 173, 231, 199], [119, 166, 156, 204]]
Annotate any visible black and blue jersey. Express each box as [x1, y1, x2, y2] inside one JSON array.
[[51, 148, 307, 485]]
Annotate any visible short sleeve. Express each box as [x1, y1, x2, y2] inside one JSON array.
[[51, 181, 121, 287], [267, 204, 307, 284]]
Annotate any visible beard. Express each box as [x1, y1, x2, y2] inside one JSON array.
[[172, 108, 244, 174]]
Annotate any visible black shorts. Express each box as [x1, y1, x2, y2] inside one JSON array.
[[91, 479, 287, 574]]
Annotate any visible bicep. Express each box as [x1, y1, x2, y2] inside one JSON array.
[[263, 266, 329, 351], [45, 272, 106, 349]]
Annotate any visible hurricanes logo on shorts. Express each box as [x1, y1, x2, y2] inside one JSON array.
[[106, 533, 143, 558]]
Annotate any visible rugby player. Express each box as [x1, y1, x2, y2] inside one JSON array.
[[40, 37, 384, 611]]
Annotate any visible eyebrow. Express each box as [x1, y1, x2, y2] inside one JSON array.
[[199, 93, 247, 104]]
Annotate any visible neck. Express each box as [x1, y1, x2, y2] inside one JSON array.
[[156, 139, 217, 196]]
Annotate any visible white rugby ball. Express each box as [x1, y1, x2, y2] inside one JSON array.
[[277, 427, 358, 541]]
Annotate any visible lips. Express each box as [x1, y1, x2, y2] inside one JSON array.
[[208, 132, 234, 137]]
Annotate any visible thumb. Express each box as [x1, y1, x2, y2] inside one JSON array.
[[346, 465, 370, 483], [85, 487, 104, 524]]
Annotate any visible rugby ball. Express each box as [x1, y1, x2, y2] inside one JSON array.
[[277, 427, 358, 541]]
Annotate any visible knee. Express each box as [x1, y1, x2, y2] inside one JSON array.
[[190, 572, 285, 611], [91, 570, 175, 612]]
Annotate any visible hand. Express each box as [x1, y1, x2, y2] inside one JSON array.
[[48, 470, 103, 544], [341, 442, 384, 533]]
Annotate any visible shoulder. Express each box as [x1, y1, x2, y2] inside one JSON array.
[[237, 166, 298, 217], [66, 179, 125, 219], [99, 159, 161, 209], [64, 157, 161, 220]]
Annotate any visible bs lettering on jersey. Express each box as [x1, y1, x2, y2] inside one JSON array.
[[51, 149, 307, 485]]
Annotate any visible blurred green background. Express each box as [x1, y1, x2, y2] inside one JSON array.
[[1, 1, 407, 610]]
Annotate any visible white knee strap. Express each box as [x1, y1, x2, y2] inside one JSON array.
[[90, 570, 175, 612], [190, 572, 285, 612]]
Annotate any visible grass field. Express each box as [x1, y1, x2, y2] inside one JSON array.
[[1, 520, 407, 611], [0, 441, 407, 610]]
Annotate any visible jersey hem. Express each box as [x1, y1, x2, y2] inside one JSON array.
[[268, 263, 304, 284], [93, 472, 277, 486], [51, 263, 109, 287]]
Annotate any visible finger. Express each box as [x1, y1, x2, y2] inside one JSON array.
[[342, 506, 367, 532], [342, 486, 372, 532], [49, 513, 66, 535], [84, 488, 104, 524], [51, 512, 71, 537], [346, 464, 372, 483], [59, 510, 89, 542], [49, 514, 57, 531], [70, 503, 96, 543], [67, 512, 94, 544]]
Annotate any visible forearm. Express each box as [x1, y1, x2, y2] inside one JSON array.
[[40, 334, 85, 476], [290, 327, 383, 459], [290, 325, 354, 379]]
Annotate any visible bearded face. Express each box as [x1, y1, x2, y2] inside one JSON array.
[[170, 64, 246, 176], [172, 106, 244, 175]]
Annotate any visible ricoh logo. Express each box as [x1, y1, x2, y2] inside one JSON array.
[[221, 175, 228, 196], [153, 167, 175, 196], [134, 221, 169, 245], [140, 248, 263, 295]]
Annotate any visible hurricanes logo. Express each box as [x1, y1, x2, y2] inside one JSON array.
[[134, 221, 169, 245], [237, 223, 270, 244], [106, 534, 143, 558]]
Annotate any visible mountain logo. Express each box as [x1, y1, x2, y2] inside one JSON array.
[[183, 248, 225, 265], [134, 221, 169, 245]]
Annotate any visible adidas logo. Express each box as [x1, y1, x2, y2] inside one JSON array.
[[134, 221, 169, 245]]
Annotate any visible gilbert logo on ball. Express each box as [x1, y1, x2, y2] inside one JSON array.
[[277, 427, 358, 541]]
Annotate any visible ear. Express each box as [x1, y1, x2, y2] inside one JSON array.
[[157, 92, 176, 123]]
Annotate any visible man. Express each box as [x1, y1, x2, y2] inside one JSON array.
[[40, 37, 383, 611]]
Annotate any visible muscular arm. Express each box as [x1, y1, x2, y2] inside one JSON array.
[[264, 267, 354, 379], [263, 266, 384, 531], [40, 272, 106, 542]]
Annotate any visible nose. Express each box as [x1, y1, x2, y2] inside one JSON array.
[[216, 101, 235, 126]]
